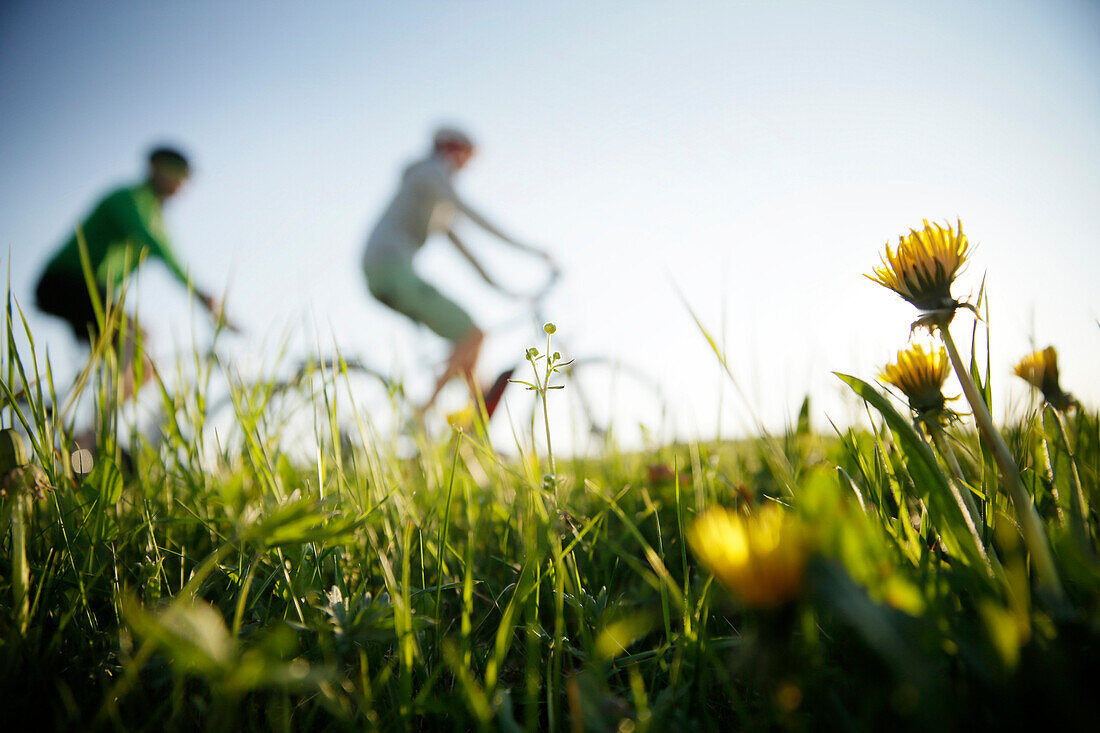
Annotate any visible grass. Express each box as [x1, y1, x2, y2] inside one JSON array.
[[2, 273, 1100, 732]]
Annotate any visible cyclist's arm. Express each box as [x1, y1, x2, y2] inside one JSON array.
[[114, 196, 193, 287], [431, 172, 551, 260], [115, 194, 230, 323], [140, 234, 222, 322], [457, 201, 553, 261], [446, 230, 503, 290]]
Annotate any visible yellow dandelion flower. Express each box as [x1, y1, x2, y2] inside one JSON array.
[[688, 504, 807, 609], [1014, 346, 1075, 411], [446, 403, 478, 433], [866, 219, 970, 311], [879, 343, 951, 418]]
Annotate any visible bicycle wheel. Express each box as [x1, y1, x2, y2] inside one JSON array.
[[195, 360, 311, 460], [200, 357, 407, 463], [298, 357, 410, 455]]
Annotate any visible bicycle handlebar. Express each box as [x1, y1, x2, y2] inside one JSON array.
[[525, 265, 562, 307]]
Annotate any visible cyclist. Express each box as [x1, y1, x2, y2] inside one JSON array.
[[34, 146, 231, 400], [362, 127, 554, 412]]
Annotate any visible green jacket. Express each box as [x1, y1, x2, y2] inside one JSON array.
[[43, 183, 189, 289]]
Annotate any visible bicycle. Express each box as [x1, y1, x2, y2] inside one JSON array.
[[193, 270, 672, 459]]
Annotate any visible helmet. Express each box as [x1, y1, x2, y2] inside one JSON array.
[[432, 127, 474, 151]]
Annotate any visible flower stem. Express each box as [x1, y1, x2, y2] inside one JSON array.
[[938, 320, 1064, 599], [1043, 405, 1091, 552], [11, 493, 29, 633], [926, 422, 982, 521], [926, 422, 986, 543], [541, 333, 556, 484]]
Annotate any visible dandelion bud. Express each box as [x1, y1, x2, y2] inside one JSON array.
[[1014, 346, 1076, 411], [0, 430, 53, 502], [543, 322, 557, 335], [0, 429, 29, 472]]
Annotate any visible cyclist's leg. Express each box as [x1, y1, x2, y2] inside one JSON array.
[[365, 262, 483, 410], [35, 271, 96, 343], [117, 312, 152, 402], [426, 327, 483, 411], [36, 271, 151, 401]]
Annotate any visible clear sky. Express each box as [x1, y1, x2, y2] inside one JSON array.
[[2, 0, 1098, 449]]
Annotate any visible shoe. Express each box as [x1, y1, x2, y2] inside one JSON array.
[[482, 368, 514, 420]]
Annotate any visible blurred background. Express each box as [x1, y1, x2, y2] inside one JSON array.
[[2, 0, 1097, 448]]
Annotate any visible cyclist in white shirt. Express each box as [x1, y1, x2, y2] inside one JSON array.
[[362, 128, 553, 411]]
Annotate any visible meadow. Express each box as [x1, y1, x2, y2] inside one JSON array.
[[2, 222, 1099, 731]]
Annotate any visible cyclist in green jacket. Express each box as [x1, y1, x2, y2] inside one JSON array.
[[35, 146, 229, 398]]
